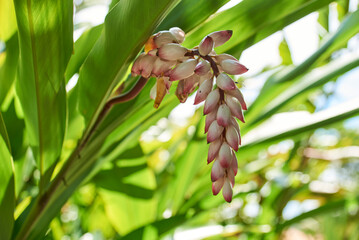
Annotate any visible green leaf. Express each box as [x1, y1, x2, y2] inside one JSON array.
[[0, 0, 17, 41], [13, 0, 73, 188], [77, 0, 180, 128], [279, 35, 293, 65], [65, 24, 103, 83], [183, 0, 334, 55], [157, 0, 230, 32], [0, 33, 18, 108], [0, 111, 15, 240]]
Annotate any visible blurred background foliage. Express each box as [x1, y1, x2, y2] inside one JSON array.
[[1, 0, 359, 239]]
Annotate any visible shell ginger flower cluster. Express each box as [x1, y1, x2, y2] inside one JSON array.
[[131, 27, 248, 202]]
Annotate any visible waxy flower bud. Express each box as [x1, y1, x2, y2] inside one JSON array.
[[208, 138, 222, 164], [217, 104, 231, 127], [152, 58, 176, 77], [175, 80, 188, 103], [131, 53, 155, 78], [207, 121, 223, 143], [225, 88, 247, 110], [211, 159, 225, 182], [169, 59, 197, 81], [169, 27, 185, 43], [199, 36, 214, 56], [225, 124, 240, 151], [218, 142, 233, 168], [226, 96, 245, 123], [205, 107, 217, 133], [158, 43, 187, 61], [194, 78, 213, 105], [230, 117, 240, 136], [214, 53, 238, 63], [212, 177, 225, 195], [231, 152, 238, 176], [195, 60, 211, 76], [220, 59, 248, 75], [208, 30, 232, 47], [203, 88, 220, 115], [228, 169, 235, 187], [216, 73, 236, 91], [183, 74, 200, 94], [222, 179, 233, 202], [154, 31, 178, 48]]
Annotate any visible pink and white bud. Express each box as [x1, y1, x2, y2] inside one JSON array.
[[169, 27, 185, 43], [175, 80, 188, 103], [225, 124, 240, 151], [216, 73, 236, 91], [214, 53, 238, 64], [195, 60, 211, 76], [158, 43, 187, 61], [203, 88, 220, 115], [208, 30, 233, 48], [231, 152, 238, 176], [194, 78, 213, 105], [199, 71, 213, 85], [199, 36, 214, 56], [208, 138, 222, 164], [152, 58, 176, 77], [211, 160, 225, 182], [207, 121, 223, 143], [147, 49, 158, 56], [216, 104, 231, 127], [225, 88, 247, 110], [227, 169, 235, 187], [183, 74, 200, 94], [169, 59, 197, 81], [218, 142, 232, 168], [226, 96, 245, 123], [230, 117, 240, 138], [212, 177, 225, 195], [132, 54, 156, 78], [220, 59, 248, 75], [154, 31, 178, 48], [222, 179, 233, 202], [205, 107, 217, 133]]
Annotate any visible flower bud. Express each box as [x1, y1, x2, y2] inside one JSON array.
[[169, 59, 197, 81], [228, 169, 235, 187], [216, 73, 236, 91], [194, 78, 213, 105], [220, 59, 248, 75], [169, 27, 185, 43], [208, 138, 222, 164], [199, 36, 214, 56], [154, 31, 178, 48], [205, 107, 217, 133], [147, 49, 158, 56], [214, 53, 238, 63], [158, 43, 187, 61], [131, 53, 156, 78], [152, 58, 176, 77], [230, 117, 240, 137], [225, 124, 240, 151], [217, 104, 231, 127], [226, 96, 245, 123], [231, 152, 238, 176], [212, 177, 225, 195], [208, 30, 232, 48], [199, 71, 213, 85], [222, 179, 233, 202], [154, 77, 168, 108], [195, 60, 211, 76], [218, 142, 232, 168], [175, 80, 188, 103], [225, 88, 247, 110], [183, 74, 200, 94], [211, 160, 225, 182], [207, 121, 223, 143], [203, 88, 220, 115]]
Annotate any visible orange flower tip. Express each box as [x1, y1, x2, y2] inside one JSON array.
[[154, 103, 160, 109]]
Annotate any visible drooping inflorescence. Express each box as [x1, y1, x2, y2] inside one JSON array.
[[131, 27, 248, 202]]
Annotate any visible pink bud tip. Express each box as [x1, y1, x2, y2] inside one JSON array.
[[216, 73, 236, 91], [203, 88, 220, 115], [231, 152, 238, 176], [207, 138, 222, 164], [222, 179, 233, 202], [158, 43, 187, 61], [208, 30, 233, 48], [225, 88, 247, 110], [212, 178, 225, 195], [169, 59, 197, 81], [194, 78, 213, 105], [216, 104, 231, 127], [205, 107, 217, 133], [211, 160, 225, 182], [154, 31, 178, 48], [225, 125, 240, 151], [226, 96, 245, 123], [218, 142, 233, 168], [199, 36, 214, 56], [194, 60, 211, 76], [220, 59, 248, 75], [207, 121, 223, 143]]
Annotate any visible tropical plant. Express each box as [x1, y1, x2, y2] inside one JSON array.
[[0, 0, 359, 239]]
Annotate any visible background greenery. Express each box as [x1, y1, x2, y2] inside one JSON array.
[[0, 0, 359, 239]]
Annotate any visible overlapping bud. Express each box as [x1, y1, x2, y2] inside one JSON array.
[[131, 27, 248, 202]]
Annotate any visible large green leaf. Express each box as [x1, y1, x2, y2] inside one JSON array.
[[0, 33, 18, 108], [13, 0, 73, 188], [0, 0, 17, 41], [77, 0, 180, 128], [183, 0, 334, 55], [0, 111, 15, 240]]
